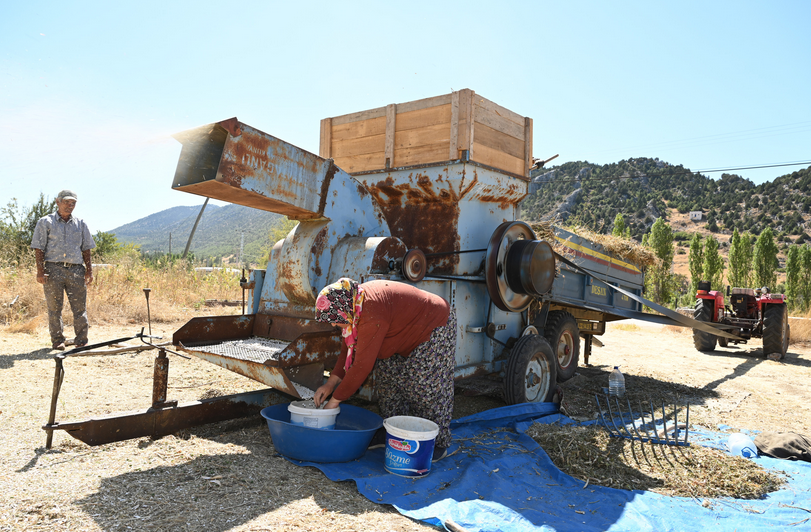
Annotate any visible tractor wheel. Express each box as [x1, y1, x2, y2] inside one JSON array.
[[693, 299, 717, 352], [544, 311, 580, 382], [503, 335, 558, 405], [718, 337, 729, 348], [763, 304, 789, 360]]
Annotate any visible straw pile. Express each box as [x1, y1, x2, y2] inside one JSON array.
[[529, 220, 657, 270], [527, 423, 785, 500]]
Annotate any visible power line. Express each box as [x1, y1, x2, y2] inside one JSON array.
[[532, 159, 811, 185], [587, 120, 811, 157]]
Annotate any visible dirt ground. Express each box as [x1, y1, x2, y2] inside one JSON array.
[[1, 317, 809, 531]]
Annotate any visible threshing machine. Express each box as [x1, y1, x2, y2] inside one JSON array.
[[44, 90, 741, 447]]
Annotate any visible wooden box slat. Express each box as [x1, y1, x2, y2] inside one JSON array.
[[320, 89, 532, 178]]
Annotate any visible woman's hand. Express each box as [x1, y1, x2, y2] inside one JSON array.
[[313, 374, 341, 408], [324, 397, 341, 410]]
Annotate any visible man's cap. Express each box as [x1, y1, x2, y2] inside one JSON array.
[[57, 190, 78, 201]]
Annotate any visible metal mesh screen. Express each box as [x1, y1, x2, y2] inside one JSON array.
[[186, 337, 289, 363]]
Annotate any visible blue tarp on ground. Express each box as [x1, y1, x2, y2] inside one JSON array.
[[294, 404, 811, 531]]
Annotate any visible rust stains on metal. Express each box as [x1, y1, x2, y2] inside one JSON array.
[[317, 161, 339, 215], [47, 389, 278, 446], [217, 117, 242, 137], [267, 331, 341, 368], [278, 257, 300, 302], [173, 315, 254, 345], [371, 237, 407, 273], [311, 226, 330, 278], [151, 350, 169, 406], [366, 173, 461, 274], [255, 313, 334, 342], [355, 180, 370, 199]]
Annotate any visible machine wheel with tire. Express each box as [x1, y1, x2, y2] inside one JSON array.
[[503, 335, 558, 404], [763, 304, 789, 360], [543, 311, 580, 382], [693, 299, 717, 352]]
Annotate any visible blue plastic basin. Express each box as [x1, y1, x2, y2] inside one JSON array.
[[260, 403, 383, 463]]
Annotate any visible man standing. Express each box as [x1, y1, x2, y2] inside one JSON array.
[[31, 190, 96, 350]]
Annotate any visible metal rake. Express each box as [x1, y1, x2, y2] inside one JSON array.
[[595, 394, 690, 447]]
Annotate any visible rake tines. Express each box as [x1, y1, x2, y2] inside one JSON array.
[[595, 394, 690, 447]]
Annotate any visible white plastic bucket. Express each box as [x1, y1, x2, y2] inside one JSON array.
[[288, 400, 340, 430], [383, 416, 439, 478], [727, 433, 758, 458]]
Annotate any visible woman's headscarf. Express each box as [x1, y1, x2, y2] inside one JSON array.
[[315, 278, 365, 372]]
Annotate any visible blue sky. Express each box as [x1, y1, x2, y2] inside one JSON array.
[[2, 1, 810, 232]]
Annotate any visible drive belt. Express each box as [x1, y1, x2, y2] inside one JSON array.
[[552, 251, 740, 341]]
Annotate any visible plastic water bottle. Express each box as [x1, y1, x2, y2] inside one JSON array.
[[727, 433, 758, 459], [608, 366, 625, 397]]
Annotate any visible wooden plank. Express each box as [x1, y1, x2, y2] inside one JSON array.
[[395, 93, 452, 114], [395, 104, 452, 131], [331, 116, 386, 141], [394, 123, 451, 150], [385, 104, 396, 168], [524, 117, 533, 176], [474, 122, 526, 160], [329, 133, 386, 158], [457, 89, 474, 155], [319, 118, 332, 158], [471, 142, 526, 176], [334, 152, 387, 174], [394, 143, 451, 167], [475, 94, 525, 126], [474, 105, 525, 140], [330, 106, 387, 126], [450, 91, 459, 159]]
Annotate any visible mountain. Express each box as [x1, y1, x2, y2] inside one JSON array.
[[109, 204, 283, 264], [109, 160, 811, 268], [521, 159, 811, 243]]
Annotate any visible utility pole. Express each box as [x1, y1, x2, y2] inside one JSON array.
[[183, 198, 208, 259]]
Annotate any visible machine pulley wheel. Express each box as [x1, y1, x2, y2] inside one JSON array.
[[485, 221, 556, 312], [402, 248, 427, 282]]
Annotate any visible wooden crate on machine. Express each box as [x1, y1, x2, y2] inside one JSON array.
[[319, 88, 533, 179]]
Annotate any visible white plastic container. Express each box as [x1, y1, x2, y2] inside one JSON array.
[[383, 416, 439, 478], [727, 433, 758, 458], [288, 400, 340, 430], [609, 366, 625, 397]]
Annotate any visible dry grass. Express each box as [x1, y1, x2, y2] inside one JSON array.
[[527, 423, 785, 499], [789, 316, 811, 344], [0, 259, 243, 328]]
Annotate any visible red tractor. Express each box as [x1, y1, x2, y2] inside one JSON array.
[[693, 280, 790, 359]]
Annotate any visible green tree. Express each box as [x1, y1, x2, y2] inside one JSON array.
[[93, 231, 125, 260], [611, 213, 630, 238], [688, 233, 703, 294], [260, 217, 299, 265], [0, 194, 56, 265], [727, 229, 754, 288], [752, 227, 778, 290], [645, 218, 675, 305], [801, 245, 811, 310], [785, 244, 801, 309], [703, 236, 725, 291]]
